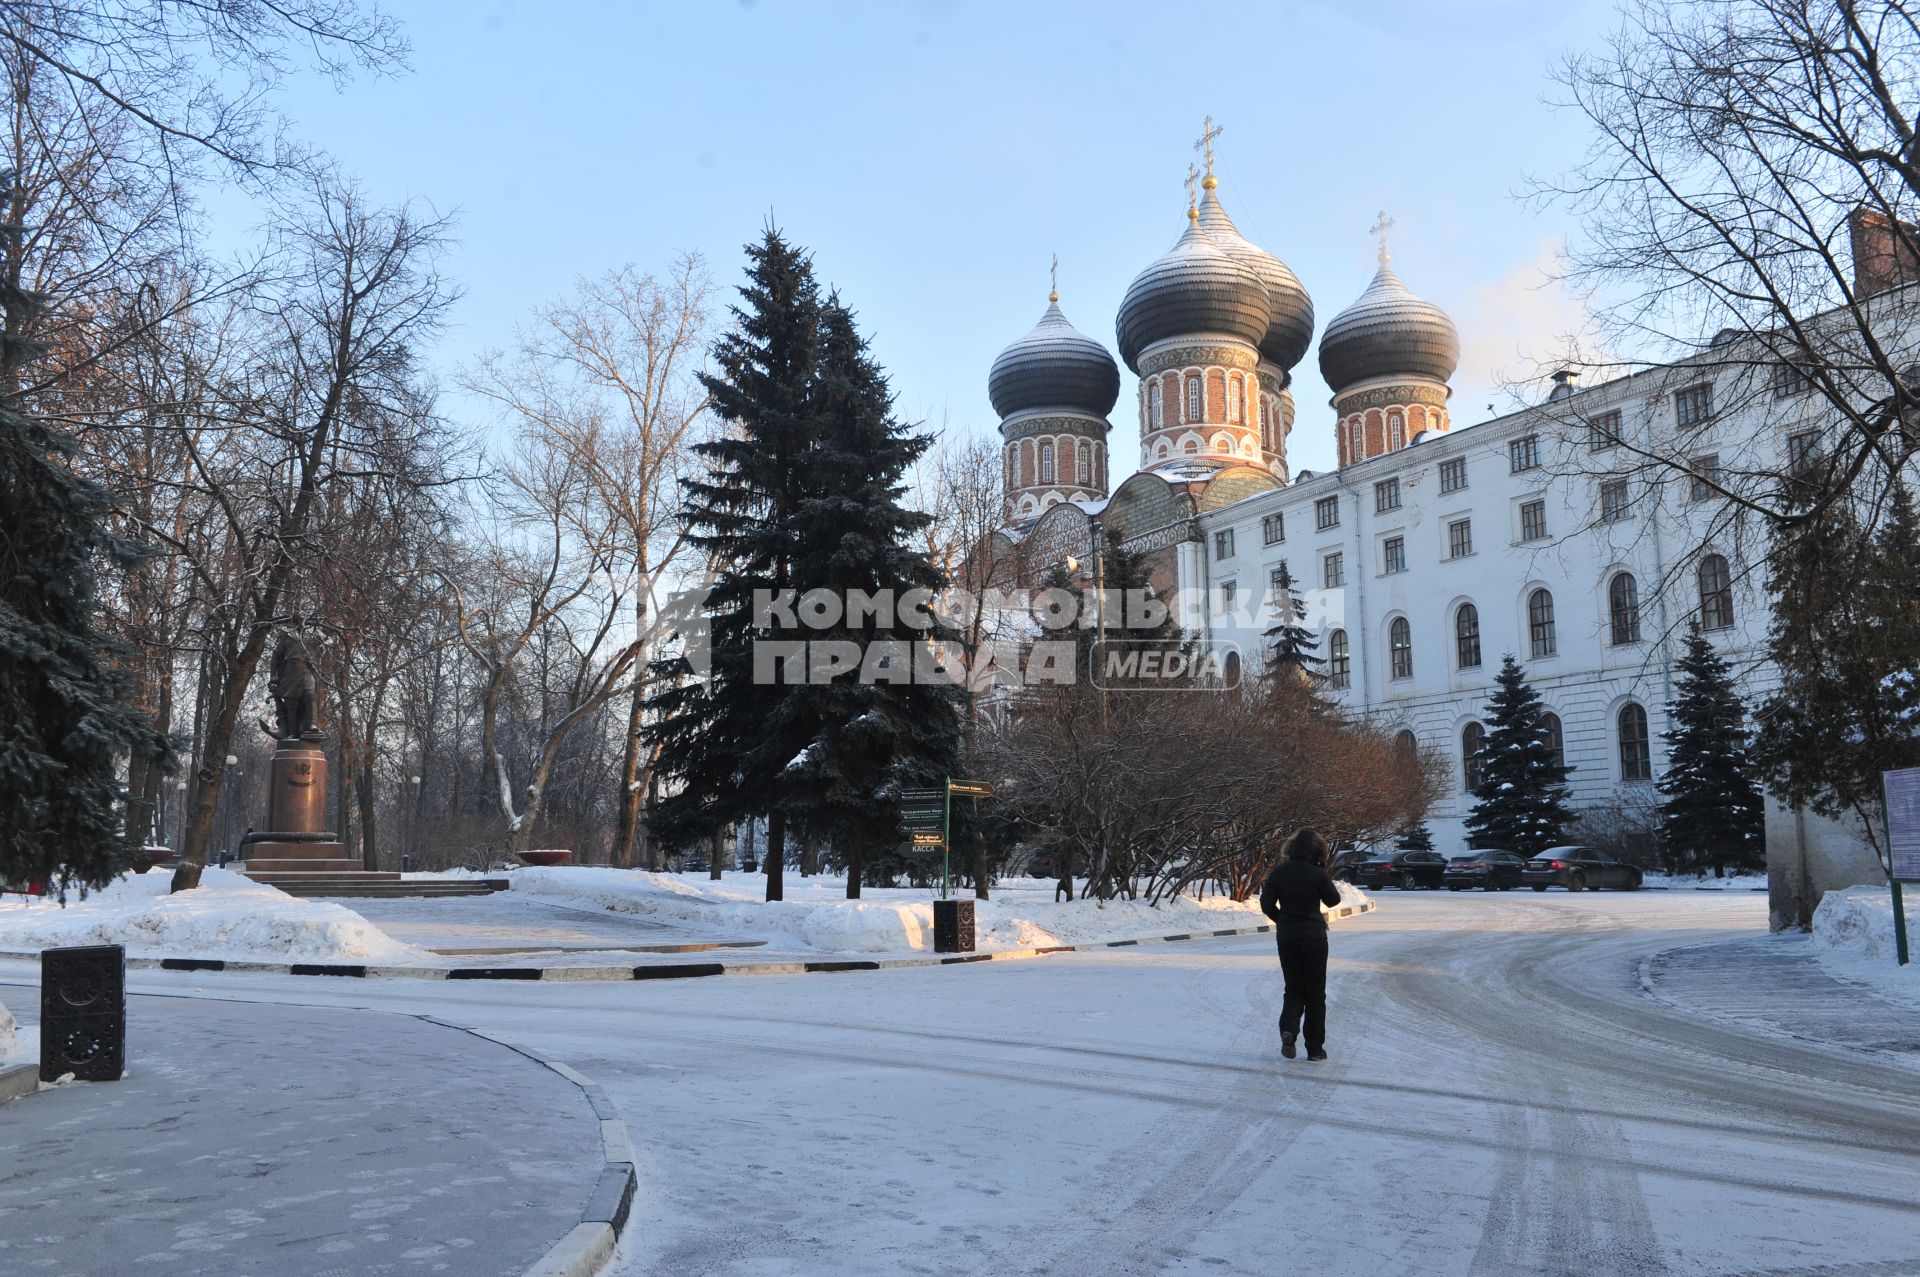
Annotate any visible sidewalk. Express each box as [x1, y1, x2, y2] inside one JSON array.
[[1642, 932, 1920, 1059], [0, 988, 607, 1276]]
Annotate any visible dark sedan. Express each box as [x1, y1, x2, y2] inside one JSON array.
[[1329, 850, 1373, 883], [1353, 850, 1448, 891], [1521, 846, 1644, 892], [1444, 850, 1527, 891]]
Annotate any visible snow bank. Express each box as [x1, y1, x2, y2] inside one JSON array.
[[1811, 885, 1910, 962], [0, 997, 14, 1061], [497, 867, 1369, 956], [0, 868, 425, 965]]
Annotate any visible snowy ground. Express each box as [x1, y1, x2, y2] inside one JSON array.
[[7, 890, 1916, 1276], [1639, 871, 1768, 892], [0, 868, 426, 965], [1809, 883, 1920, 1010], [472, 867, 1362, 955]]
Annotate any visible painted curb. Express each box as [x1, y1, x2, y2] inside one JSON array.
[[0, 1060, 35, 1103], [0, 899, 1375, 985], [411, 1014, 635, 1277]]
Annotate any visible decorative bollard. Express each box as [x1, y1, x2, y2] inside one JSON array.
[[40, 944, 126, 1083], [933, 898, 975, 954]]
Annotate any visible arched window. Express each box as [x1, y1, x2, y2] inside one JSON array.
[[1395, 730, 1418, 761], [1528, 588, 1557, 658], [1389, 616, 1413, 680], [1608, 572, 1641, 645], [1183, 437, 1200, 454], [1005, 448, 1015, 492], [1076, 440, 1090, 486], [1618, 702, 1651, 780], [1223, 650, 1241, 687], [1389, 411, 1405, 449], [1185, 376, 1203, 422], [1699, 554, 1734, 630], [1455, 603, 1482, 669], [1149, 380, 1164, 429], [1541, 710, 1565, 772], [1328, 629, 1350, 690], [1462, 722, 1486, 792], [1039, 442, 1054, 484]]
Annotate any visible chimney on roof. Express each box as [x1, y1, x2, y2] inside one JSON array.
[[1849, 207, 1920, 299], [1547, 369, 1579, 401]]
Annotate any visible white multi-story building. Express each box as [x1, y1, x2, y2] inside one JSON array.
[[984, 142, 1903, 927]]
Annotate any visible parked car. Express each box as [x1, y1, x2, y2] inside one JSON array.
[[1329, 850, 1374, 883], [1521, 845, 1644, 892], [1353, 850, 1448, 890], [1443, 849, 1527, 891]]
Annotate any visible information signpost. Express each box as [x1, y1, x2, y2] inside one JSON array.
[[1883, 766, 1920, 966], [900, 778, 995, 953]]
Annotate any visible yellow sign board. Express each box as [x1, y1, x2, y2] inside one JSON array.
[[947, 780, 995, 799], [911, 831, 945, 848]]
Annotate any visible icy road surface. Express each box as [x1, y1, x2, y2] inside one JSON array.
[[9, 890, 1917, 1276]]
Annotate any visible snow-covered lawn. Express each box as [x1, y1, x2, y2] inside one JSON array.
[[490, 867, 1369, 955], [0, 868, 426, 965], [1640, 870, 1768, 891], [1809, 883, 1920, 1009]]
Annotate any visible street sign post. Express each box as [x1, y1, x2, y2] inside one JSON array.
[[1882, 766, 1920, 966], [900, 779, 995, 953]]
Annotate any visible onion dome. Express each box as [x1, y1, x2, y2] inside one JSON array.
[[1115, 216, 1271, 372], [988, 294, 1120, 418], [1318, 261, 1460, 394], [1195, 186, 1314, 371]]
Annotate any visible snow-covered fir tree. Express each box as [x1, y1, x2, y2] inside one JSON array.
[[1656, 622, 1765, 876], [1261, 560, 1323, 689], [1464, 655, 1574, 856], [1396, 822, 1435, 852]]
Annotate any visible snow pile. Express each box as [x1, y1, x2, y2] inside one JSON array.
[[1810, 885, 1910, 963], [0, 868, 425, 964], [498, 867, 1369, 956], [1640, 871, 1767, 891], [0, 998, 14, 1061]]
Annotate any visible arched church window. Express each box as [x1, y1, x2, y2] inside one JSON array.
[[1039, 442, 1054, 484], [1390, 412, 1405, 449], [1185, 376, 1203, 422], [1077, 440, 1090, 485], [1618, 702, 1651, 780], [1389, 617, 1413, 679], [1149, 380, 1163, 429], [1455, 603, 1481, 669], [1609, 572, 1641, 645], [1328, 630, 1350, 690], [1462, 722, 1486, 791], [1699, 554, 1734, 630], [1184, 437, 1200, 454], [1528, 588, 1557, 658]]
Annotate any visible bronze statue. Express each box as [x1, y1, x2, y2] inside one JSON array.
[[262, 631, 322, 741]]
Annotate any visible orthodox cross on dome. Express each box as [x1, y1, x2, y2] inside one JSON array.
[[1194, 115, 1224, 189], [1049, 253, 1059, 304], [1185, 163, 1198, 220], [1372, 210, 1395, 266]]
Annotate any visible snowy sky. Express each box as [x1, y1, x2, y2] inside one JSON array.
[[224, 0, 1625, 478]]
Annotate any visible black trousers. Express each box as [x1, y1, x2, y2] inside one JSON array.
[[1276, 929, 1329, 1050]]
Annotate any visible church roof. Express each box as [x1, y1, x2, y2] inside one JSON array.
[[1195, 187, 1314, 372], [1318, 260, 1460, 395], [1115, 216, 1271, 372], [988, 296, 1121, 419]]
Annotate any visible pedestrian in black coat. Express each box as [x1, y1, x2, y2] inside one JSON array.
[[1258, 827, 1342, 1061]]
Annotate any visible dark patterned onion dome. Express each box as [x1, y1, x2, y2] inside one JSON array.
[[1318, 263, 1460, 394], [1115, 218, 1272, 371], [988, 298, 1121, 418], [1196, 188, 1314, 371]]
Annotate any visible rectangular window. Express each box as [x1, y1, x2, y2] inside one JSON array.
[[1773, 362, 1815, 398], [1375, 478, 1401, 513], [1674, 383, 1714, 428], [1509, 434, 1541, 473], [1786, 431, 1821, 471], [1261, 512, 1285, 545], [1214, 528, 1235, 560], [1218, 580, 1236, 612], [1268, 564, 1290, 597], [1323, 552, 1344, 589], [1439, 457, 1468, 493], [1314, 495, 1340, 530], [1599, 477, 1630, 523], [1520, 499, 1548, 542], [1382, 536, 1407, 574], [1447, 518, 1472, 559], [1588, 409, 1622, 451], [1689, 453, 1721, 503]]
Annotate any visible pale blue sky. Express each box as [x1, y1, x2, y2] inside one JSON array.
[[253, 0, 1622, 477]]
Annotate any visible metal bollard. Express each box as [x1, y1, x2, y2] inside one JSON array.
[[40, 944, 126, 1083]]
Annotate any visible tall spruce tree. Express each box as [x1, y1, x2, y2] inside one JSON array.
[[779, 297, 960, 899], [1464, 654, 1574, 856], [1261, 561, 1323, 690], [1396, 822, 1435, 852], [1755, 486, 1920, 873], [1656, 623, 1765, 876], [0, 259, 169, 892], [647, 229, 823, 902]]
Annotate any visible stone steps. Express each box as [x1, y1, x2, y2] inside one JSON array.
[[240, 858, 377, 875], [258, 877, 509, 899]]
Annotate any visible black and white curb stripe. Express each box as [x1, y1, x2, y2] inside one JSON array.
[[0, 900, 1373, 985], [411, 1015, 635, 1277]]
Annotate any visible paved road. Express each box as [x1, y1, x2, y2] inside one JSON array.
[[5, 892, 1915, 1276], [0, 992, 602, 1277]]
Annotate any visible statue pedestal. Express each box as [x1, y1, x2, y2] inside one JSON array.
[[241, 739, 371, 880]]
